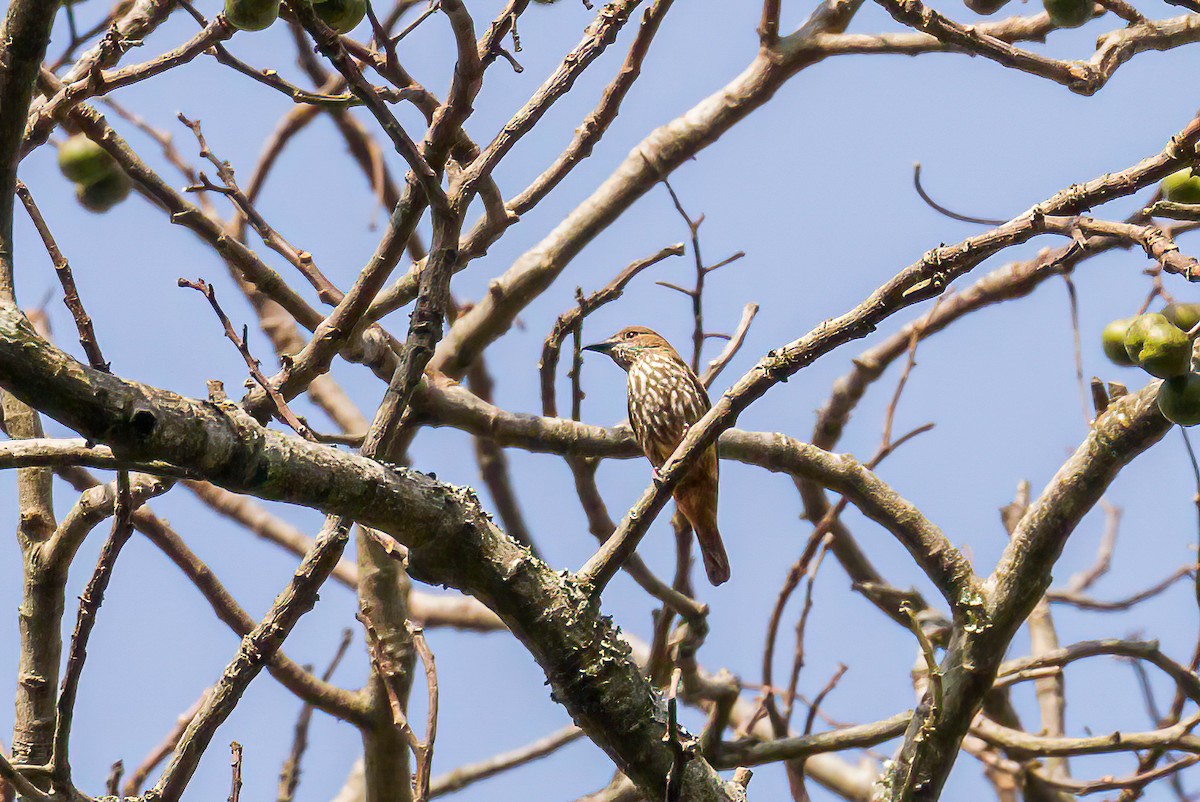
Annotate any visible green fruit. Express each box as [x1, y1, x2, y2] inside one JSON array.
[[1124, 313, 1193, 378], [1122, 314, 1163, 360], [1102, 318, 1136, 366], [1043, 0, 1091, 27], [314, 0, 366, 32], [1162, 168, 1200, 204], [224, 0, 279, 31], [964, 0, 1011, 12], [1159, 374, 1200, 426], [74, 171, 131, 214], [1164, 303, 1200, 333], [57, 135, 117, 185]]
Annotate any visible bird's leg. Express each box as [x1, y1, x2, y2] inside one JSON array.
[[651, 467, 670, 491]]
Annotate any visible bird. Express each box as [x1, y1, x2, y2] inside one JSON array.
[[583, 325, 730, 585]]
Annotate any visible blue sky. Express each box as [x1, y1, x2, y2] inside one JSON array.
[[4, 0, 1200, 799]]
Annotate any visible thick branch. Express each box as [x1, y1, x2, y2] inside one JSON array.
[[885, 385, 1174, 800], [0, 306, 739, 802]]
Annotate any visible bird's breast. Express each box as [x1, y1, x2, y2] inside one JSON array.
[[627, 354, 708, 465]]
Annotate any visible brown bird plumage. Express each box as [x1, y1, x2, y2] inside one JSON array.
[[584, 326, 730, 585]]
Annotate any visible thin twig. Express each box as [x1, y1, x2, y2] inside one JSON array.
[[1062, 273, 1091, 423], [15, 182, 109, 371], [1048, 565, 1194, 611], [123, 693, 209, 796], [277, 630, 354, 802], [394, 0, 441, 41], [0, 750, 48, 802], [902, 602, 942, 731], [1063, 500, 1122, 594], [912, 163, 1006, 226], [51, 470, 135, 786], [660, 178, 746, 373], [105, 761, 122, 797], [410, 625, 439, 802], [428, 725, 583, 797], [701, 303, 758, 388], [177, 278, 315, 441], [781, 534, 833, 728], [228, 742, 243, 802], [760, 0, 781, 44], [803, 664, 848, 737], [663, 667, 695, 802], [150, 518, 352, 802], [176, 113, 342, 304]]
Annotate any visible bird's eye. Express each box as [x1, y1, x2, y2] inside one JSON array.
[[624, 331, 637, 339]]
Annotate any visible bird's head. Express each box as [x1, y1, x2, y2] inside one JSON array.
[[583, 326, 675, 370]]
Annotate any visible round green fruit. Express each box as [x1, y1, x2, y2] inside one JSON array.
[[1159, 374, 1200, 426], [74, 171, 131, 214], [57, 135, 117, 185], [1162, 168, 1200, 204], [315, 0, 366, 32], [1164, 303, 1200, 333], [224, 0, 279, 31], [1043, 0, 1091, 27], [1102, 318, 1136, 366], [964, 0, 1011, 13], [1124, 313, 1193, 378]]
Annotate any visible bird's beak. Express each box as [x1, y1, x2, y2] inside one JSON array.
[[583, 341, 614, 355]]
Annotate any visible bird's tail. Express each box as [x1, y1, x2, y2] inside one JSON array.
[[673, 450, 729, 586], [674, 479, 730, 586], [694, 523, 730, 586]]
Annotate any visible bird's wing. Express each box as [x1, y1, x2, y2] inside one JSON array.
[[685, 369, 717, 480]]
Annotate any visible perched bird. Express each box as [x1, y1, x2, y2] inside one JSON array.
[[584, 326, 730, 585]]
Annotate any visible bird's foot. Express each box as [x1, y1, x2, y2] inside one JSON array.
[[651, 467, 667, 488]]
